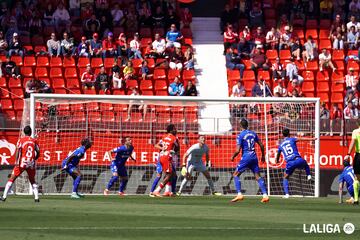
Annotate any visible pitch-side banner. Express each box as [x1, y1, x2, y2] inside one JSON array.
[[0, 133, 348, 169]]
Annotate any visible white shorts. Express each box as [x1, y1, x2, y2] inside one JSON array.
[[187, 162, 207, 175]]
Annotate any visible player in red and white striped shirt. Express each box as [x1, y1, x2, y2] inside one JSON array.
[[1, 126, 40, 202]]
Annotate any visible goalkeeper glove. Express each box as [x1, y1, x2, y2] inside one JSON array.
[[181, 165, 187, 176]]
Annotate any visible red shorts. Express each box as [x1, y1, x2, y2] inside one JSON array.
[[160, 154, 172, 174], [12, 166, 36, 183]]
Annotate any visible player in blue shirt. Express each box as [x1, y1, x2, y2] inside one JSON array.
[[61, 138, 92, 199], [276, 128, 315, 198], [230, 119, 269, 203], [339, 160, 359, 204], [104, 136, 136, 196]]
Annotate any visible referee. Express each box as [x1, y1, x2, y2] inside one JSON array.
[[345, 120, 360, 205]]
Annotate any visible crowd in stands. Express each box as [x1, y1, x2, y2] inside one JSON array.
[[223, 0, 360, 128]]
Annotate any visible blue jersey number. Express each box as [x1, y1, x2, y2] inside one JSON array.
[[282, 144, 293, 155]]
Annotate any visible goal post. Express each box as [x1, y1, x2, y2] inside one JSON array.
[[18, 94, 320, 197]]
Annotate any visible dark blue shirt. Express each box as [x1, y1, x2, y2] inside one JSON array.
[[112, 145, 134, 167]]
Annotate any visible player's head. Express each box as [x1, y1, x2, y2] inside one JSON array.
[[166, 124, 177, 135], [81, 138, 92, 149], [240, 119, 248, 129], [198, 135, 205, 145], [124, 136, 132, 146], [282, 128, 290, 137], [23, 126, 32, 136], [343, 160, 350, 167]]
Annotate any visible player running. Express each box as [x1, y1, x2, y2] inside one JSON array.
[[1, 126, 40, 202], [61, 138, 92, 199], [339, 160, 360, 204], [104, 136, 135, 196], [177, 135, 221, 196], [151, 124, 179, 197], [344, 120, 360, 205], [230, 119, 269, 203], [276, 128, 315, 198]]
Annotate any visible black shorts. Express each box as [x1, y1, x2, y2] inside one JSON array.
[[354, 153, 360, 174]]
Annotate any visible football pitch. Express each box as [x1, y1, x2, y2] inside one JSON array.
[[0, 196, 359, 240]]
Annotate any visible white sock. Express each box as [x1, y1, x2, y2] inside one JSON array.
[[207, 179, 215, 192], [179, 178, 188, 193], [263, 194, 268, 198], [164, 184, 171, 193], [3, 181, 13, 199], [32, 184, 39, 200], [237, 192, 243, 196]]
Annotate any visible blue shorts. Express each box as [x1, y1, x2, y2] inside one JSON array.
[[236, 157, 259, 174], [156, 161, 162, 174], [61, 160, 77, 175], [110, 162, 127, 177], [285, 158, 309, 175]]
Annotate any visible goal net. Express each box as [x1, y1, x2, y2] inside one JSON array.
[[16, 94, 320, 197]]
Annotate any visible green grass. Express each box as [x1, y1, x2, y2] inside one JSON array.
[[0, 196, 359, 240]]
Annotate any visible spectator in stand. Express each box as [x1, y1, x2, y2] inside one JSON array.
[[117, 33, 130, 64], [220, 4, 236, 32], [271, 57, 286, 81], [253, 26, 266, 47], [123, 61, 135, 81], [252, 78, 271, 97], [47, 33, 60, 57], [226, 47, 245, 80], [250, 44, 269, 76], [330, 14, 346, 36], [168, 76, 185, 96], [277, 14, 290, 33], [344, 91, 359, 107], [184, 80, 198, 96], [166, 24, 183, 48], [319, 48, 336, 72], [0, 31, 7, 55], [287, 80, 303, 97], [184, 46, 195, 70], [248, 4, 263, 27], [165, 7, 180, 30], [60, 32, 75, 56], [330, 103, 343, 136], [223, 24, 238, 55], [52, 3, 71, 33], [95, 66, 110, 93], [81, 3, 93, 20], [180, 7, 192, 29], [302, 36, 318, 67], [320, 102, 330, 134], [1, 57, 21, 79], [43, 3, 54, 26], [125, 5, 138, 33], [138, 1, 152, 27], [231, 80, 245, 97], [286, 58, 304, 85], [273, 80, 288, 97], [28, 14, 43, 37], [336, 68, 359, 93], [344, 101, 359, 119], [152, 33, 166, 58], [129, 33, 143, 59], [144, 40, 156, 58], [238, 26, 251, 54], [279, 26, 292, 50], [102, 32, 116, 58], [140, 60, 153, 79], [127, 88, 147, 121], [78, 36, 90, 57], [265, 27, 280, 50], [69, 0, 80, 17], [346, 26, 359, 49], [85, 14, 101, 35], [152, 5, 165, 28], [112, 71, 123, 89], [290, 0, 305, 22], [320, 0, 333, 19], [89, 33, 102, 57], [8, 32, 23, 57], [37, 79, 53, 94], [169, 47, 184, 70], [290, 38, 302, 61], [24, 79, 37, 98], [347, 15, 360, 32], [81, 64, 95, 89], [331, 26, 345, 49], [111, 3, 125, 26]]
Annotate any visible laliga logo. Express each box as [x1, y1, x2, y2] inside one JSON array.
[[0, 139, 16, 165], [267, 148, 284, 168], [303, 223, 355, 234]]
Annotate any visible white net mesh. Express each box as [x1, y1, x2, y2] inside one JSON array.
[[16, 96, 319, 196]]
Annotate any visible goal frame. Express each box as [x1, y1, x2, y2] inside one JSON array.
[[29, 94, 320, 197]]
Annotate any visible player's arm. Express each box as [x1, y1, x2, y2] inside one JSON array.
[[61, 153, 77, 170], [182, 150, 190, 166], [129, 154, 136, 162], [276, 149, 282, 163], [231, 145, 241, 162], [345, 138, 356, 160], [34, 143, 40, 161], [205, 150, 210, 167], [338, 182, 344, 204], [257, 140, 266, 163]]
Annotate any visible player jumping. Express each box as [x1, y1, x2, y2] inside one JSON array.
[[1, 126, 40, 202], [151, 124, 179, 197], [61, 138, 92, 199], [339, 160, 360, 204], [230, 119, 269, 203], [104, 136, 135, 196], [276, 128, 315, 198], [344, 120, 360, 205], [177, 135, 221, 196]]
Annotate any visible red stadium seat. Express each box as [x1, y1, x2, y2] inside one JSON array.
[[242, 70, 255, 81], [63, 57, 76, 68], [91, 58, 103, 68], [331, 82, 344, 92], [316, 70, 330, 81], [34, 46, 47, 53], [317, 92, 329, 103], [140, 27, 152, 38], [319, 19, 331, 29], [64, 68, 78, 78], [104, 58, 115, 69], [78, 57, 90, 68], [332, 50, 345, 61], [112, 89, 126, 95], [316, 81, 329, 92], [182, 69, 196, 80], [319, 29, 330, 40], [258, 70, 270, 82], [0, 99, 13, 110], [126, 80, 139, 89], [305, 61, 318, 71], [83, 88, 97, 95], [227, 70, 240, 81], [155, 90, 168, 96], [50, 57, 63, 67], [279, 50, 291, 60], [21, 67, 34, 78], [11, 55, 23, 66], [145, 58, 155, 69], [52, 78, 66, 88], [333, 61, 344, 71], [331, 92, 344, 104], [302, 82, 314, 93], [8, 77, 22, 88], [31, 35, 44, 45], [66, 78, 80, 88], [319, 39, 331, 50], [153, 69, 166, 80], [140, 80, 153, 91], [35, 67, 48, 78], [10, 88, 24, 99], [302, 70, 314, 82], [131, 59, 143, 69], [0, 77, 7, 87], [3, 110, 16, 120], [348, 50, 358, 56], [141, 90, 154, 95], [36, 56, 49, 67], [181, 28, 193, 38], [292, 29, 304, 40], [347, 61, 359, 71], [0, 87, 10, 98], [13, 99, 24, 111], [23, 56, 36, 67], [305, 29, 318, 39], [266, 49, 278, 60], [168, 69, 181, 80], [306, 20, 318, 29], [102, 111, 116, 122], [154, 80, 168, 91], [331, 71, 344, 82], [50, 67, 63, 78]]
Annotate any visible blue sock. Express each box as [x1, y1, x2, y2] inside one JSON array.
[[257, 177, 267, 195], [171, 175, 178, 193], [234, 176, 241, 194], [107, 176, 119, 190], [73, 176, 81, 193], [283, 179, 289, 195], [151, 176, 161, 192], [304, 164, 311, 176], [119, 179, 128, 192]]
